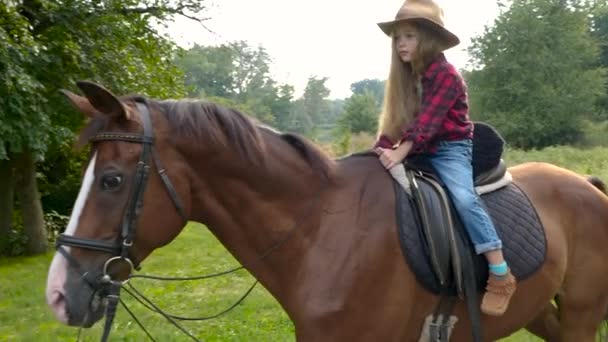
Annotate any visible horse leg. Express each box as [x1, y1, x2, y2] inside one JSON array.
[[524, 301, 561, 342], [558, 293, 608, 341]]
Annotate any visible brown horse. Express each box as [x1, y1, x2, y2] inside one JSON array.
[[46, 82, 608, 341]]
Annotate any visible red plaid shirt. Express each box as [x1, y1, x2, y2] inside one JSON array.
[[375, 54, 473, 154]]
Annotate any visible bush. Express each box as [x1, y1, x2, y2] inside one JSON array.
[[1, 211, 26, 257], [1, 210, 69, 256], [578, 120, 608, 147], [45, 210, 70, 243]]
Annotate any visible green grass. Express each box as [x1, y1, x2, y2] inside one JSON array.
[[505, 145, 608, 181], [6, 145, 608, 341], [0, 224, 294, 341]]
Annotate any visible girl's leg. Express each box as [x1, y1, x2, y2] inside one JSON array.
[[428, 140, 516, 316]]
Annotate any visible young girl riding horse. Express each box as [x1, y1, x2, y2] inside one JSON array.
[[373, 0, 516, 316]]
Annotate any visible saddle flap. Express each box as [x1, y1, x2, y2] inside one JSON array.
[[410, 171, 454, 288]]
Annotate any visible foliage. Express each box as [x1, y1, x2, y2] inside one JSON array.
[[175, 41, 290, 126], [1, 0, 208, 255], [272, 84, 296, 130], [338, 92, 379, 134], [0, 2, 47, 160], [285, 76, 332, 134], [467, 0, 606, 149], [302, 76, 331, 125], [578, 119, 608, 147], [1, 211, 27, 257], [177, 44, 235, 98], [1, 0, 195, 160], [0, 209, 68, 256], [43, 210, 70, 243], [38, 141, 88, 216], [325, 99, 345, 127], [591, 4, 608, 120], [350, 79, 385, 106], [332, 129, 351, 157]]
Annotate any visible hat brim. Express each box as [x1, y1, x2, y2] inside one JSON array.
[[377, 17, 460, 50]]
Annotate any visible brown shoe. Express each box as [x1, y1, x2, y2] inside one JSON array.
[[480, 269, 517, 316]]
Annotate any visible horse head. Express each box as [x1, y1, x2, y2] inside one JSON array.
[[45, 81, 189, 327]]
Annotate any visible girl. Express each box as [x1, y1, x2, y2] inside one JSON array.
[[374, 0, 516, 316]]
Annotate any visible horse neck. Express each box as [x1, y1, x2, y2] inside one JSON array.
[[176, 129, 328, 296]]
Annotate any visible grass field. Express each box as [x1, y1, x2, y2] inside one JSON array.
[[3, 146, 608, 341], [0, 224, 295, 341]]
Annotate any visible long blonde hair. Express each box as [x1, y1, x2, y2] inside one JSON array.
[[377, 21, 445, 143]]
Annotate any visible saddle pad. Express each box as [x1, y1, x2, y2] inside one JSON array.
[[394, 182, 546, 295]]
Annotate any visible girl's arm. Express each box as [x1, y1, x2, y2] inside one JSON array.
[[400, 70, 463, 150], [374, 140, 413, 170]]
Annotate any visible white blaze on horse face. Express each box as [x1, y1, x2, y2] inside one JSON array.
[[46, 153, 97, 324]]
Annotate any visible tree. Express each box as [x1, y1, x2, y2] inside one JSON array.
[[350, 79, 385, 106], [339, 93, 379, 134], [272, 84, 295, 131], [0, 0, 206, 255], [325, 99, 345, 127], [176, 44, 234, 98], [467, 0, 605, 149], [299, 76, 331, 132], [591, 4, 608, 119], [176, 41, 281, 125]]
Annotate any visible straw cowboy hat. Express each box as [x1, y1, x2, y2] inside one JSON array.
[[377, 0, 460, 50]]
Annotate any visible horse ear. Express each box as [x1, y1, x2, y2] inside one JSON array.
[[59, 89, 99, 118], [76, 81, 128, 119]]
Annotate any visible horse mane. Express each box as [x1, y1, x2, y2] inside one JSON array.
[[159, 99, 336, 182], [76, 97, 335, 182], [158, 99, 264, 164], [280, 132, 336, 182]]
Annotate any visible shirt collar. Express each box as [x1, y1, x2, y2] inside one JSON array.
[[422, 53, 447, 80]]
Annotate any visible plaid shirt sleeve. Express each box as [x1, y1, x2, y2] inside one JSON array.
[[401, 70, 462, 150], [373, 134, 394, 149]]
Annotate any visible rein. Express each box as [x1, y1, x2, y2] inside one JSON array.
[[57, 99, 324, 341]]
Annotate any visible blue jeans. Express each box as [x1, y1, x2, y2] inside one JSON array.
[[428, 139, 503, 254]]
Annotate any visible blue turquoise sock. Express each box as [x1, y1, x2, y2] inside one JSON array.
[[489, 261, 508, 277]]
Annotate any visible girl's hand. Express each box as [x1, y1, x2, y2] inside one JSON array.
[[374, 141, 413, 170]]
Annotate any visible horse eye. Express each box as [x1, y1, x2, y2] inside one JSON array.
[[101, 174, 123, 190]]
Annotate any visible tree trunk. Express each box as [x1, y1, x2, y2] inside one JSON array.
[[14, 151, 47, 254], [0, 159, 15, 254]]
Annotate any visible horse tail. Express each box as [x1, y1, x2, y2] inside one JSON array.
[[587, 176, 607, 194]]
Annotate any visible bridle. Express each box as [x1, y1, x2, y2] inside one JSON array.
[[56, 99, 186, 271], [55, 99, 187, 341]]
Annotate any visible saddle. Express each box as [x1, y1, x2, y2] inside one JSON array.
[[390, 123, 546, 341]]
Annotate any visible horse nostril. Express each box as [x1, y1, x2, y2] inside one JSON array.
[[48, 290, 69, 324]]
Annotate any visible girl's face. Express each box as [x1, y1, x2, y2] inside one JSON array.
[[393, 23, 418, 63]]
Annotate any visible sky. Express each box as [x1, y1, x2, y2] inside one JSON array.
[[164, 0, 501, 99]]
